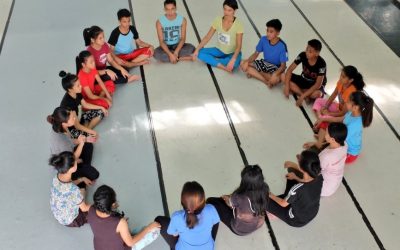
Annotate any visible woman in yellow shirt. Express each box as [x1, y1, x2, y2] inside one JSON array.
[[193, 0, 243, 73]]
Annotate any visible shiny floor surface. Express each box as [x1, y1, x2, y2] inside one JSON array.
[[0, 0, 399, 249]]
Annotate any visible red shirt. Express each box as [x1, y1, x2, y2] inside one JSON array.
[[78, 69, 98, 98], [87, 43, 110, 70]]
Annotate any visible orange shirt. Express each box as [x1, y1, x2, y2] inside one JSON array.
[[336, 81, 356, 104]]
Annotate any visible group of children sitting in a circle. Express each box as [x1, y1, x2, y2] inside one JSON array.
[[46, 0, 375, 249]]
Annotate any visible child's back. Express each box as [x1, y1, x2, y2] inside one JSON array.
[[319, 145, 347, 196], [168, 204, 219, 250], [87, 206, 130, 250]]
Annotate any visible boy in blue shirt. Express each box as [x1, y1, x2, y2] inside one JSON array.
[[108, 9, 154, 68], [154, 0, 195, 63], [241, 19, 288, 88]]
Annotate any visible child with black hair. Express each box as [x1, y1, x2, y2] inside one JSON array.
[[319, 123, 348, 197], [304, 91, 374, 164], [193, 0, 243, 73], [154, 0, 195, 63], [49, 151, 91, 227], [155, 181, 220, 250], [207, 165, 269, 236], [59, 70, 107, 139], [76, 50, 114, 110], [84, 26, 140, 84], [312, 65, 365, 130], [87, 185, 160, 250], [241, 19, 288, 87], [47, 107, 99, 189], [109, 9, 154, 68], [284, 39, 327, 105], [268, 150, 323, 227]]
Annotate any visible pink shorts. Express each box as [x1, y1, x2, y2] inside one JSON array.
[[313, 98, 339, 113]]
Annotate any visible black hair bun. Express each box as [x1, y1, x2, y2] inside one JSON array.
[[59, 70, 67, 78]]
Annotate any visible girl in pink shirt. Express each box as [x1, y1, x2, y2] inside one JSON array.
[[320, 122, 348, 197]]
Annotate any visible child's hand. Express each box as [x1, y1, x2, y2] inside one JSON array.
[[121, 68, 130, 79], [285, 172, 297, 180], [104, 98, 112, 108], [296, 96, 304, 107], [82, 177, 93, 186], [240, 60, 248, 72], [77, 135, 86, 145], [313, 118, 323, 128], [226, 59, 235, 72], [88, 129, 97, 138], [147, 222, 161, 231], [192, 50, 199, 61], [284, 161, 297, 169], [101, 108, 109, 117], [270, 73, 279, 84], [169, 53, 178, 64], [321, 109, 329, 115], [106, 70, 117, 81], [283, 85, 290, 98], [148, 45, 155, 56]]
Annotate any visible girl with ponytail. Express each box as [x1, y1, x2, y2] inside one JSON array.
[[83, 26, 140, 84], [76, 50, 115, 110], [59, 70, 107, 139], [155, 181, 220, 250], [268, 150, 323, 227], [207, 165, 269, 236], [305, 91, 374, 164], [312, 65, 365, 130], [87, 185, 160, 250], [49, 151, 91, 227]]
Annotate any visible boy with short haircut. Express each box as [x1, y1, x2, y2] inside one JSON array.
[[284, 39, 327, 106], [241, 19, 288, 88], [154, 0, 195, 63], [108, 9, 154, 68]]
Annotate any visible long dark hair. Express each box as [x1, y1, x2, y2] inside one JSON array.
[[49, 151, 75, 174], [342, 65, 365, 91], [350, 91, 374, 127], [83, 25, 103, 46], [298, 150, 321, 178], [181, 181, 206, 229], [47, 107, 71, 133], [233, 165, 269, 216], [93, 185, 125, 218], [75, 50, 92, 74], [59, 70, 78, 91]]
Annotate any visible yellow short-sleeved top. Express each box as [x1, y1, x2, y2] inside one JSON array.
[[211, 16, 244, 54]]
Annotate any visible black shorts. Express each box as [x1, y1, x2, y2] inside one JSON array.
[[253, 60, 278, 73], [291, 74, 315, 89], [291, 74, 325, 91]]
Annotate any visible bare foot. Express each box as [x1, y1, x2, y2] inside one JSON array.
[[128, 74, 141, 83]]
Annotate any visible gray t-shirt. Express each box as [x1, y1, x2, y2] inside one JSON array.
[[49, 130, 74, 154]]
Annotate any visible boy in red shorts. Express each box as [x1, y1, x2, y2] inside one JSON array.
[[108, 9, 154, 68]]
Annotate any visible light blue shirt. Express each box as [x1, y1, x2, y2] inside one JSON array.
[[256, 36, 288, 66], [167, 204, 220, 250], [343, 112, 363, 155], [159, 14, 184, 46]]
